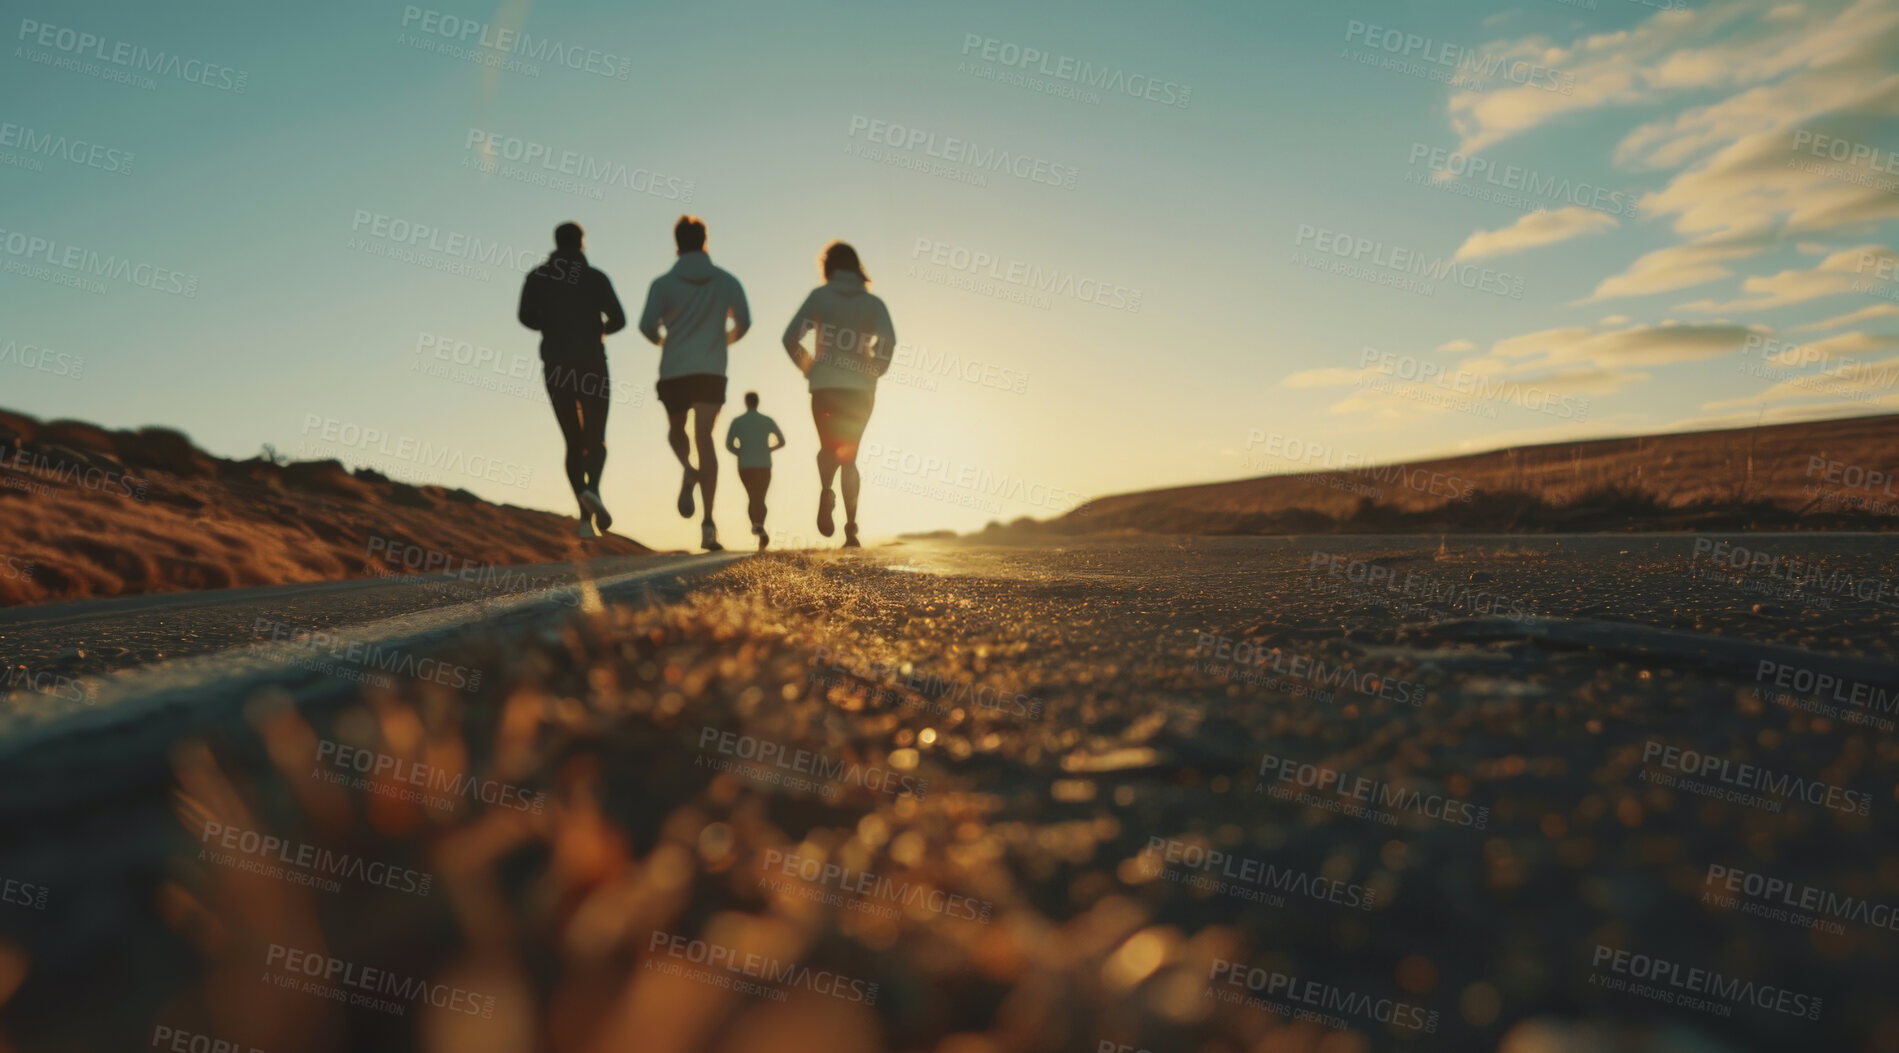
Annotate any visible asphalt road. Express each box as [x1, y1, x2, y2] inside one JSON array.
[[1, 533, 1897, 1052], [0, 552, 685, 682]]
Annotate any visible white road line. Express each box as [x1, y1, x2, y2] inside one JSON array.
[[0, 552, 744, 753]]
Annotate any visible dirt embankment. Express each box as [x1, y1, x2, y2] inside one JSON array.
[[1030, 413, 1899, 537], [0, 407, 646, 606]]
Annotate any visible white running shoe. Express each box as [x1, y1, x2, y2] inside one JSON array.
[[580, 489, 612, 532], [578, 518, 599, 540]]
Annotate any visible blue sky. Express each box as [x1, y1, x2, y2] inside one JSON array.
[[4, 0, 1897, 548]]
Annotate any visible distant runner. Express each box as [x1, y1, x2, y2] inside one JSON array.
[[638, 215, 750, 551], [724, 391, 786, 551], [517, 221, 626, 539], [781, 241, 895, 548]]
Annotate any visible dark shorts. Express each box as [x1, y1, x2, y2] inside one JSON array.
[[811, 388, 875, 451], [656, 373, 727, 415]]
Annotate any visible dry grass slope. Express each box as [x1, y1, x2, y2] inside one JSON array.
[[1042, 414, 1899, 536], [0, 407, 648, 606]]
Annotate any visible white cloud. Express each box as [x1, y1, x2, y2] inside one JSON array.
[[1449, 0, 1899, 306], [1455, 206, 1620, 260], [1276, 321, 1753, 426], [1790, 302, 1899, 331], [1675, 244, 1899, 311]]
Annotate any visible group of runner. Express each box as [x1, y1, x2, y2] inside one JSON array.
[[517, 216, 896, 551]]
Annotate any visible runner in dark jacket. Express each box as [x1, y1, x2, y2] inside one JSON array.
[[519, 221, 626, 538]]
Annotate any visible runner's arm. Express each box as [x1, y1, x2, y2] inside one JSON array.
[[726, 278, 751, 345], [768, 420, 786, 450], [637, 281, 665, 345], [724, 420, 742, 456], [517, 272, 542, 331], [781, 294, 816, 374], [870, 300, 897, 376], [600, 275, 627, 336]]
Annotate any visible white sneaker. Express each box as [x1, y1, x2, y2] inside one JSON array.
[[578, 518, 599, 540], [580, 489, 612, 532], [701, 522, 723, 551]]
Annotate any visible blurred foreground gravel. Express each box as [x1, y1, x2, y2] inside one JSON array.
[[2, 535, 1897, 1053]]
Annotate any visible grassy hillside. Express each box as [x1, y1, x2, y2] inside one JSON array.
[[0, 407, 648, 605], [1033, 414, 1899, 536]]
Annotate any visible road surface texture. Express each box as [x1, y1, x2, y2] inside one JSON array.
[[1, 535, 1897, 1052]]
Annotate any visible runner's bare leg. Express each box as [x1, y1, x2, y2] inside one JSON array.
[[692, 402, 720, 524]]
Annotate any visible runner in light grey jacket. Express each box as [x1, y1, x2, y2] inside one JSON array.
[[782, 240, 895, 548], [638, 215, 750, 550]]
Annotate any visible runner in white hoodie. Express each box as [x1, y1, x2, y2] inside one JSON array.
[[638, 216, 750, 551], [781, 241, 895, 548]]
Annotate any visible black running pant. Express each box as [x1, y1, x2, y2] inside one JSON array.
[[739, 467, 771, 527], [544, 354, 610, 500]]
